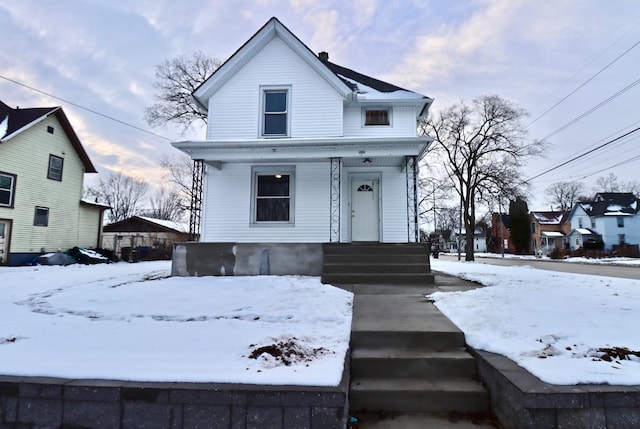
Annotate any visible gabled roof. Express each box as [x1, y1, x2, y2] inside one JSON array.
[[531, 210, 569, 225], [192, 17, 431, 113], [576, 193, 639, 217], [0, 100, 97, 173]]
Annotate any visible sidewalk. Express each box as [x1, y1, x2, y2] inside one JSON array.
[[339, 273, 501, 429]]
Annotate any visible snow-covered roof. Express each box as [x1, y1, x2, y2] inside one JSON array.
[[576, 228, 594, 235], [138, 216, 189, 233], [531, 211, 567, 225], [541, 231, 564, 237], [335, 74, 426, 101]]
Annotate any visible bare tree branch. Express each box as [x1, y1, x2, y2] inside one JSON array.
[[145, 51, 222, 134], [86, 172, 149, 223], [422, 95, 547, 260]]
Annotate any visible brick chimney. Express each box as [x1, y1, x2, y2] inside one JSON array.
[[318, 51, 329, 62]]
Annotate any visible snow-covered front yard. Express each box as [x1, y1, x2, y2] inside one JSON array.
[[430, 259, 640, 385], [0, 261, 353, 386]]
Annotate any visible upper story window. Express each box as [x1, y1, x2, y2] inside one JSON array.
[[578, 217, 583, 228], [252, 167, 295, 224], [262, 88, 289, 137], [0, 172, 16, 208], [47, 126, 54, 134], [48, 155, 64, 181], [591, 218, 596, 228], [617, 216, 625, 228], [364, 107, 390, 126]]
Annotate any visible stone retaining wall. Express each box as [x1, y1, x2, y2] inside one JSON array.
[[0, 375, 348, 429], [473, 350, 640, 429]]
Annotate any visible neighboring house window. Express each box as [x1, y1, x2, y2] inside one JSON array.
[[48, 155, 64, 181], [591, 218, 596, 228], [0, 172, 16, 208], [619, 234, 626, 245], [47, 126, 54, 134], [364, 108, 390, 126], [530, 222, 536, 233], [34, 207, 49, 226], [252, 167, 295, 224], [261, 88, 289, 137], [578, 217, 583, 228], [617, 216, 624, 228]]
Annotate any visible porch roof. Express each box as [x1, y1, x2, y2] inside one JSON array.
[[541, 231, 564, 237], [173, 136, 433, 166]]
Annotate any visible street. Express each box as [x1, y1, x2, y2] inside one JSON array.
[[438, 253, 640, 280]]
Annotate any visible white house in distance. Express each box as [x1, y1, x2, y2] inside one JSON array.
[[567, 192, 640, 251], [0, 100, 108, 265], [172, 18, 433, 276]]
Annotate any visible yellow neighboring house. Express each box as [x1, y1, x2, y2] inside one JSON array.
[[0, 100, 108, 266]]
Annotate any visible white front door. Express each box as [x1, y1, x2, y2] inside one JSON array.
[[351, 179, 380, 241], [0, 220, 10, 265]]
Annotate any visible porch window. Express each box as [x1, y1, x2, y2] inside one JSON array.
[[34, 206, 49, 226], [617, 216, 624, 227], [261, 88, 289, 137], [0, 172, 16, 208], [364, 108, 390, 126], [48, 155, 64, 181], [252, 167, 295, 224]]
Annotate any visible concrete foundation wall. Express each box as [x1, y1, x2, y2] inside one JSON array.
[[172, 242, 324, 277], [473, 350, 640, 429]]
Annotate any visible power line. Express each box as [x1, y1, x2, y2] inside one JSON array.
[[527, 126, 640, 182], [528, 37, 640, 126], [0, 75, 172, 142], [533, 19, 640, 110], [541, 76, 640, 141]]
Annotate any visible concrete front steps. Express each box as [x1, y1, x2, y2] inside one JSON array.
[[321, 243, 434, 285], [348, 292, 490, 417]]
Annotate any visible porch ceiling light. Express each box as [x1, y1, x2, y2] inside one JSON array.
[[362, 158, 372, 165]]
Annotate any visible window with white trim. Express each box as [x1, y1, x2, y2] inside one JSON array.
[[364, 107, 391, 126], [0, 172, 16, 208], [48, 155, 64, 181], [261, 88, 289, 137], [34, 207, 49, 226], [251, 167, 294, 224]]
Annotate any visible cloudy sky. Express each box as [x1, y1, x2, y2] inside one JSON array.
[[1, 0, 639, 210]]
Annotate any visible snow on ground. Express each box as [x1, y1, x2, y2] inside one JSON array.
[[0, 261, 353, 386], [472, 252, 640, 266], [430, 259, 640, 385]]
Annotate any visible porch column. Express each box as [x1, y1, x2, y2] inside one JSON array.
[[406, 155, 419, 243], [189, 160, 204, 241], [330, 157, 342, 242]]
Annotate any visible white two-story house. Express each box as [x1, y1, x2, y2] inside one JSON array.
[[0, 100, 108, 266], [567, 192, 640, 251], [172, 18, 433, 276]]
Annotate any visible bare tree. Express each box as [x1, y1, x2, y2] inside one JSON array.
[[145, 51, 222, 133], [421, 95, 546, 261], [87, 172, 149, 223], [545, 181, 586, 211], [595, 173, 622, 193], [144, 188, 185, 221], [159, 153, 194, 211], [419, 176, 453, 232]]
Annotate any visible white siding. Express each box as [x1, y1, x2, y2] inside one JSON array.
[[343, 106, 418, 138], [202, 162, 330, 242], [0, 115, 89, 254], [207, 37, 344, 140]]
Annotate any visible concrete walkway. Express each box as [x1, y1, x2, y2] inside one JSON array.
[[339, 274, 501, 429]]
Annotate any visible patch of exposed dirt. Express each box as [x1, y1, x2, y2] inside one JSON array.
[[248, 337, 332, 366], [595, 346, 640, 362]]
